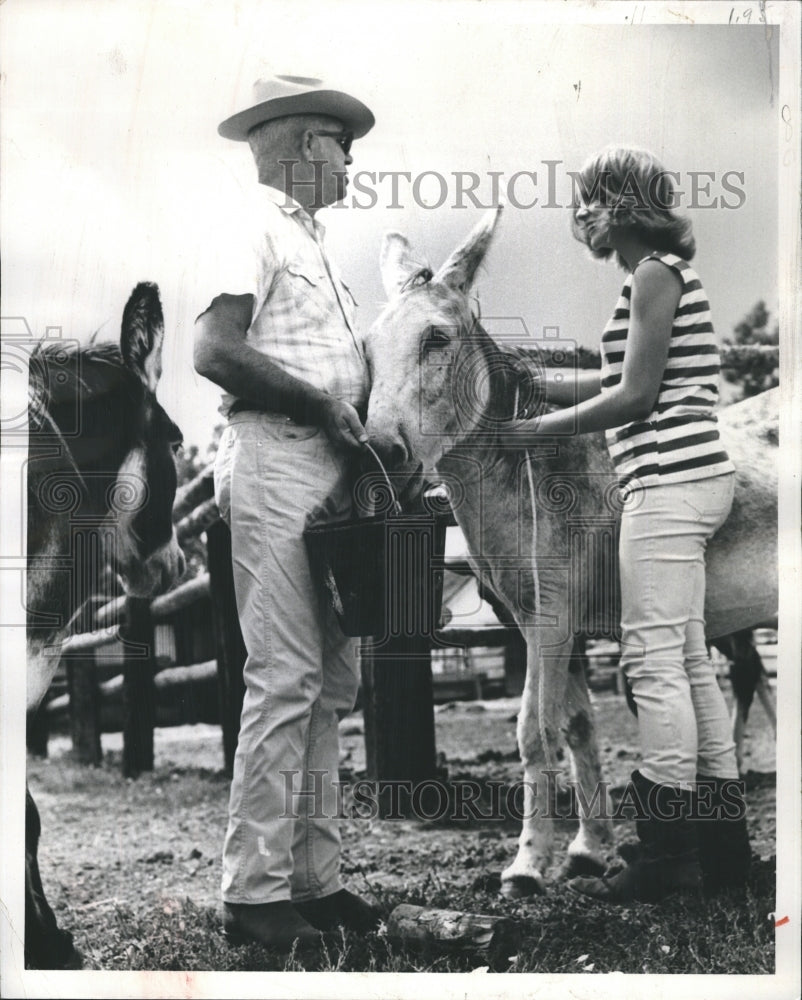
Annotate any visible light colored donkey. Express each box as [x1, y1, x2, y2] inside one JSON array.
[[364, 206, 778, 897]]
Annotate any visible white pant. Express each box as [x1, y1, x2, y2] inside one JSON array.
[[214, 412, 359, 903], [619, 473, 738, 788]]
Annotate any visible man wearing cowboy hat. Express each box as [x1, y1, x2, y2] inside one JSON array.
[[194, 75, 378, 950]]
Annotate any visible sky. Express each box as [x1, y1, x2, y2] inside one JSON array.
[[0, 1, 784, 452]]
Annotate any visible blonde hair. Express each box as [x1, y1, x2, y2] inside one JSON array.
[[570, 146, 696, 266]]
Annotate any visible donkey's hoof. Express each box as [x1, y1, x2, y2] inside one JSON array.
[[557, 854, 606, 880], [28, 944, 84, 971], [500, 874, 546, 899], [62, 947, 84, 970]]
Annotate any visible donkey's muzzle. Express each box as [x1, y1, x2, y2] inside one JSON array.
[[366, 433, 408, 472]]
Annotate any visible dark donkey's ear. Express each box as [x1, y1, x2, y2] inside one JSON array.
[[121, 282, 165, 392]]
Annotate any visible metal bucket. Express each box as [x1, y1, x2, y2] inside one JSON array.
[[304, 509, 446, 638], [304, 449, 446, 638]]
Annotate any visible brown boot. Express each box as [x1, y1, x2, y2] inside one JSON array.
[[222, 901, 322, 950], [295, 888, 380, 932], [569, 771, 702, 904], [695, 775, 752, 893]]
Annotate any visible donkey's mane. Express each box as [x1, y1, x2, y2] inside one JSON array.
[[29, 341, 140, 428], [469, 322, 546, 430], [395, 273, 547, 449]]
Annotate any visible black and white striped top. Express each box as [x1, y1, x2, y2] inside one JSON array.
[[600, 252, 735, 489]]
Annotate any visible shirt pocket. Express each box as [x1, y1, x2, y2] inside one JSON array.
[[284, 260, 330, 322]]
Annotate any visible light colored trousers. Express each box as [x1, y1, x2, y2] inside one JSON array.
[[214, 412, 359, 904], [619, 473, 738, 789]]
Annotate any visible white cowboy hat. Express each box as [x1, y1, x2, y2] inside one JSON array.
[[218, 74, 375, 141]]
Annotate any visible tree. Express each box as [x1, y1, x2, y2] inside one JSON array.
[[729, 300, 779, 347], [721, 300, 779, 400], [174, 443, 206, 490]]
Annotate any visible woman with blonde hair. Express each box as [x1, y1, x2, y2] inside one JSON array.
[[511, 146, 750, 903]]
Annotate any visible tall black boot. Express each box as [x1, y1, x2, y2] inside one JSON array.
[[695, 775, 751, 892], [569, 770, 702, 904]]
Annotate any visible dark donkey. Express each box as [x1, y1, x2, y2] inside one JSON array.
[[25, 283, 184, 968]]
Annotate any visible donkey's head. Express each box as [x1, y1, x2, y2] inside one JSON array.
[[111, 283, 185, 595], [365, 207, 503, 484], [28, 283, 185, 603]]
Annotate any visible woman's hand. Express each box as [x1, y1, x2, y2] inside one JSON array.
[[506, 411, 574, 441], [504, 261, 681, 443]]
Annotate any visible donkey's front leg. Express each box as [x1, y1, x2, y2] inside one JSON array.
[[559, 655, 615, 878], [501, 635, 571, 898]]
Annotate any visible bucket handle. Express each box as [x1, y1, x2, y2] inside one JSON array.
[[363, 442, 403, 516]]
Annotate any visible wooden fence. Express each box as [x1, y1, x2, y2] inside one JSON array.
[[28, 467, 247, 777], [29, 356, 776, 781], [29, 465, 528, 780]]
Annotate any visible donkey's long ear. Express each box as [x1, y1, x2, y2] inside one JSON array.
[[380, 232, 431, 298], [121, 282, 164, 392], [433, 205, 503, 292]]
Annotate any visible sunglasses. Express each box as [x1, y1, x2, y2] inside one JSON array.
[[312, 130, 354, 155]]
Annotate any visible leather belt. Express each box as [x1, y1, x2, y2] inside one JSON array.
[[228, 399, 368, 423]]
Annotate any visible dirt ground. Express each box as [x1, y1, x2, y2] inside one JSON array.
[[26, 685, 777, 971]]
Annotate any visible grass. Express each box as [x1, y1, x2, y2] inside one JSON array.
[[29, 700, 777, 977], [85, 859, 775, 974]]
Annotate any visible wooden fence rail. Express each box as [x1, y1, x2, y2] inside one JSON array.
[[40, 468, 513, 781], [172, 464, 215, 522], [27, 460, 619, 784], [33, 462, 554, 782], [32, 464, 225, 772], [150, 574, 210, 621], [31, 357, 778, 781]]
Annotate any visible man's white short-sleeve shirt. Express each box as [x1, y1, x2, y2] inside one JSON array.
[[220, 185, 369, 416]]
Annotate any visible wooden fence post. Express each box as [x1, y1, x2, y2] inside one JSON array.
[[361, 633, 438, 786], [503, 630, 527, 697], [59, 524, 106, 765], [121, 596, 156, 777], [65, 657, 102, 765], [206, 519, 246, 776]]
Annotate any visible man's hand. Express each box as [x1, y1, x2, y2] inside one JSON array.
[[318, 397, 369, 452], [195, 293, 369, 448]]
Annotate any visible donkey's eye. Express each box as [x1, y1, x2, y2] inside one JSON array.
[[423, 326, 450, 350]]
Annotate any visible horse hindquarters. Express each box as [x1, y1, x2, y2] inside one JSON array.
[[25, 787, 82, 969], [725, 630, 765, 716], [716, 629, 777, 774]]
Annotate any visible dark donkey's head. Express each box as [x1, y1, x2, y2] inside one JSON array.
[[28, 282, 185, 612], [364, 206, 504, 487]]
